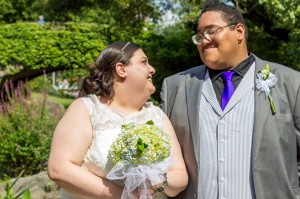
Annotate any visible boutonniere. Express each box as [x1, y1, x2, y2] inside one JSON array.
[[256, 64, 278, 115]]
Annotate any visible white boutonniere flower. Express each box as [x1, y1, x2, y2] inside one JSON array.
[[256, 64, 278, 115]]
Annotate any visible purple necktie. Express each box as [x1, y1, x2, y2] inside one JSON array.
[[221, 71, 236, 110]]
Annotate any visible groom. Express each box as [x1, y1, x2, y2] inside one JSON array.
[[161, 1, 300, 199]]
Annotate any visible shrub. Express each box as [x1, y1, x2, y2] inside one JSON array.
[[0, 80, 64, 179]]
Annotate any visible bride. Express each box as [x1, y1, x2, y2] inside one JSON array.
[[47, 41, 188, 199]]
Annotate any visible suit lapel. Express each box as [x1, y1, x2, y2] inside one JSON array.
[[252, 56, 271, 162], [186, 68, 206, 165], [202, 71, 223, 114]]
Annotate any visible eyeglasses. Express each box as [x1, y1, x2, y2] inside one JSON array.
[[192, 24, 236, 45]]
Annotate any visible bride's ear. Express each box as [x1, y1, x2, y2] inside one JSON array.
[[115, 63, 127, 78]]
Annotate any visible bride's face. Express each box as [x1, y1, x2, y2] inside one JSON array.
[[124, 49, 156, 97]]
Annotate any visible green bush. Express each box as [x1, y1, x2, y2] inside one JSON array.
[[0, 81, 64, 179], [0, 22, 107, 75], [28, 75, 52, 94]]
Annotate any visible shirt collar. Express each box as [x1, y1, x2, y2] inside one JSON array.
[[209, 53, 255, 81]]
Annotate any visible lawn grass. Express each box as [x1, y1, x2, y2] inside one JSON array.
[[32, 92, 74, 109]]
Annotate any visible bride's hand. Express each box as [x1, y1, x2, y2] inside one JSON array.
[[134, 179, 156, 198], [151, 173, 168, 194], [133, 188, 155, 198], [151, 182, 163, 192]]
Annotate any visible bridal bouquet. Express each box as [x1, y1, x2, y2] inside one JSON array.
[[107, 120, 171, 199]]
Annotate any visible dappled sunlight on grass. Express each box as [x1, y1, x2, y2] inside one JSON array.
[[31, 92, 74, 109]]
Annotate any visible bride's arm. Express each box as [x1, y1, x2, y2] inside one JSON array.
[[161, 113, 189, 197], [47, 99, 123, 199]]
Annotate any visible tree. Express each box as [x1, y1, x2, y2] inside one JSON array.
[[0, 0, 163, 37], [237, 0, 300, 70], [0, 0, 46, 23], [0, 22, 108, 85]]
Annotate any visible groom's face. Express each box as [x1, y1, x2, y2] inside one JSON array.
[[197, 11, 241, 70]]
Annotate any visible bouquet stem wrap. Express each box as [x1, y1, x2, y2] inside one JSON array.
[[107, 159, 170, 199]]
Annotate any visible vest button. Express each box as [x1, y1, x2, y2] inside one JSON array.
[[219, 119, 225, 124]]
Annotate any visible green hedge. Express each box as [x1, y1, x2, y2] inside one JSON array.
[[0, 22, 108, 75]]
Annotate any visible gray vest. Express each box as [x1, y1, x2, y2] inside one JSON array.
[[198, 63, 256, 199]]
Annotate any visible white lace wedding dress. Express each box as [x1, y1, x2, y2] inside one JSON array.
[[61, 94, 168, 199]]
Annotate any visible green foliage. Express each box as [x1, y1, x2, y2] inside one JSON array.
[[0, 81, 65, 179], [0, 22, 107, 75], [43, 182, 52, 193], [0, 170, 31, 199], [34, 92, 73, 109], [0, 0, 162, 35], [238, 0, 300, 70], [246, 21, 283, 63], [28, 75, 52, 93], [254, 0, 300, 29], [280, 29, 300, 70], [0, 0, 44, 23]]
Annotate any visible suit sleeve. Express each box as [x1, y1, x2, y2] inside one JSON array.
[[160, 79, 168, 115], [295, 82, 300, 184]]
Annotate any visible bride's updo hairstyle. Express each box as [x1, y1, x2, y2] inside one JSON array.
[[81, 41, 140, 100]]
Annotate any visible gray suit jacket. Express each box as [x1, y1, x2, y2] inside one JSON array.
[[160, 55, 300, 199]]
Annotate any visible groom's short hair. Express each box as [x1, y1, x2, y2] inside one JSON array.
[[200, 1, 248, 39]]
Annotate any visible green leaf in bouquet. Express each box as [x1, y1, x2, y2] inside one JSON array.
[[137, 138, 149, 155], [146, 120, 154, 125]]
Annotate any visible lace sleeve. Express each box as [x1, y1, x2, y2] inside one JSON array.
[[79, 95, 95, 116], [79, 95, 98, 133]]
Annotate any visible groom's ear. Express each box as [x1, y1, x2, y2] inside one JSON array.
[[115, 63, 127, 78]]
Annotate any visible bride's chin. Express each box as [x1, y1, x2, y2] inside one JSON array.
[[150, 87, 156, 94], [144, 89, 155, 100]]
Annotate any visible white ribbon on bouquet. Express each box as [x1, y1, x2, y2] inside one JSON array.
[[107, 158, 171, 199]]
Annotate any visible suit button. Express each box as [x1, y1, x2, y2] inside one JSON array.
[[194, 194, 197, 198]]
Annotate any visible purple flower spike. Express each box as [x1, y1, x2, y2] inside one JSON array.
[[9, 80, 14, 90]]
